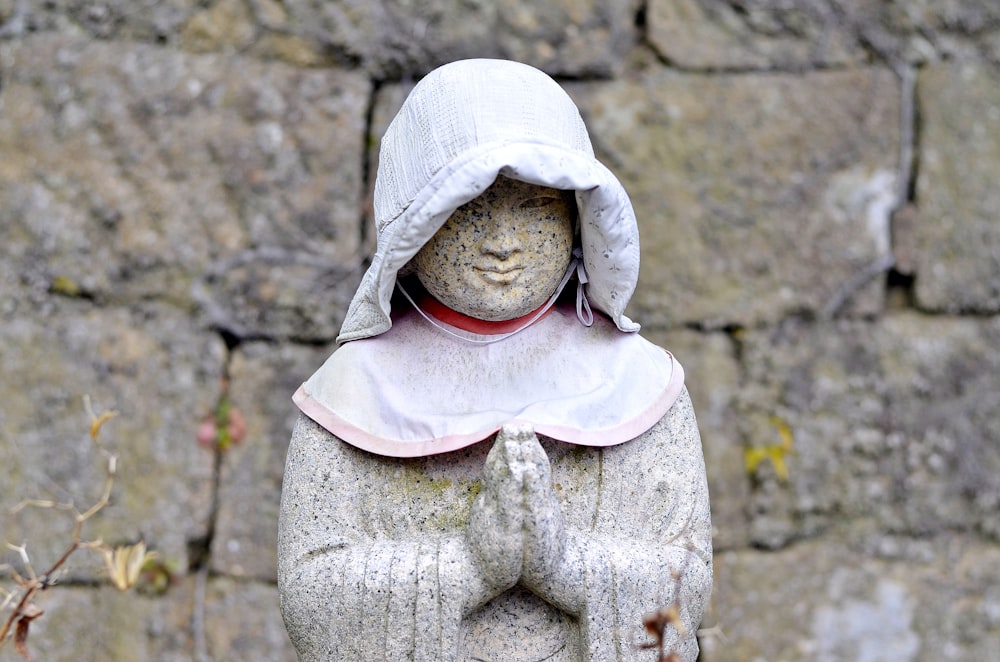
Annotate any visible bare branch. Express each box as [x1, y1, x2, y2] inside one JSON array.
[[0, 396, 137, 659], [7, 499, 75, 516]]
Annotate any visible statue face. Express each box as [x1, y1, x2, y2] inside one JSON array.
[[413, 176, 576, 321]]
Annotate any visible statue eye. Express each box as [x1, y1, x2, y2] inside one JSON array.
[[519, 195, 561, 210]]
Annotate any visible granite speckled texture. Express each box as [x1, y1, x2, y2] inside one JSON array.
[[279, 392, 712, 661], [413, 177, 575, 321]]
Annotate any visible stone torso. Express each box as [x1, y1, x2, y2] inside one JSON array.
[[279, 387, 711, 661]]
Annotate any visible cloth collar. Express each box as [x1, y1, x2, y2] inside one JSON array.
[[295, 303, 684, 458], [414, 292, 556, 335]]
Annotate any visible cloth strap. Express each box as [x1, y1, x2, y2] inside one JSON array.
[[573, 247, 594, 327]]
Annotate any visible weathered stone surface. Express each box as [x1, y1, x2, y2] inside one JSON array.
[[0, 34, 369, 341], [737, 313, 1000, 549], [712, 536, 1000, 662], [877, 314, 1000, 541], [210, 341, 334, 580], [193, 248, 363, 343], [568, 67, 899, 328], [911, 61, 1000, 313], [203, 577, 296, 660], [0, 0, 199, 42], [13, 0, 997, 71], [644, 328, 748, 551], [179, 0, 256, 53], [0, 298, 223, 579], [1, 576, 294, 662], [280, 400, 712, 660], [277, 0, 640, 78], [842, 0, 1000, 64], [647, 0, 863, 71], [6, 581, 195, 662], [647, 0, 1000, 70], [412, 177, 576, 322]]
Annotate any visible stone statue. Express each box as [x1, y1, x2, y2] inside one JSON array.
[[278, 59, 712, 662]]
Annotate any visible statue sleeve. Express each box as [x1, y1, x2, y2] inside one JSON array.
[[277, 415, 485, 660], [572, 387, 713, 661]]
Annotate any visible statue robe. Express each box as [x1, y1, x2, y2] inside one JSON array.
[[279, 58, 714, 662], [278, 305, 712, 661]]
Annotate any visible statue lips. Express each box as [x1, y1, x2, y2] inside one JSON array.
[[475, 264, 525, 285]]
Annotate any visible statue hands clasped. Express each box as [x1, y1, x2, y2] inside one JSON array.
[[464, 424, 529, 593], [464, 424, 582, 614]]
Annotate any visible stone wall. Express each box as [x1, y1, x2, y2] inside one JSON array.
[[1, 1, 998, 660]]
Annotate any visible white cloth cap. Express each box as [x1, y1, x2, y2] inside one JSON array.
[[338, 58, 642, 343]]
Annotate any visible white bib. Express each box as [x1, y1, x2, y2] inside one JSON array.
[[295, 303, 684, 457]]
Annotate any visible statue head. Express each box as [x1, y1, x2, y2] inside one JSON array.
[[336, 58, 642, 343], [412, 176, 576, 321]]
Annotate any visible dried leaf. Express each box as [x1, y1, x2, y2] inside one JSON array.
[[83, 395, 119, 440], [14, 618, 30, 658], [20, 604, 43, 620], [643, 604, 686, 638], [102, 542, 157, 591], [89, 410, 119, 440], [13, 604, 42, 661]]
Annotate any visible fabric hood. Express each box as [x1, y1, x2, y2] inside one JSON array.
[[338, 58, 642, 343]]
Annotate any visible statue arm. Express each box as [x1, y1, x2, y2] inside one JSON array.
[[520, 388, 713, 661], [277, 414, 510, 661]]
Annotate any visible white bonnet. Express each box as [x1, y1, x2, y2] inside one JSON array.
[[338, 59, 641, 343]]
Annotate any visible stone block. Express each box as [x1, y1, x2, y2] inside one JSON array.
[[710, 536, 1000, 662], [647, 0, 863, 71], [179, 0, 256, 53], [736, 313, 1000, 548], [5, 581, 196, 662], [0, 34, 370, 341], [0, 1, 199, 42], [277, 0, 640, 78], [737, 318, 884, 547], [912, 61, 1000, 313], [877, 313, 1000, 540], [0, 299, 224, 581], [210, 341, 335, 580], [0, 575, 295, 662], [647, 0, 1000, 71], [644, 328, 748, 550], [567, 66, 899, 328], [203, 577, 296, 661]]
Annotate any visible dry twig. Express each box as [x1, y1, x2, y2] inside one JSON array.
[[640, 548, 697, 661], [0, 397, 154, 659]]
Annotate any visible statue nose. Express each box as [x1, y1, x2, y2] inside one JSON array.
[[480, 211, 521, 260], [483, 242, 516, 259]]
